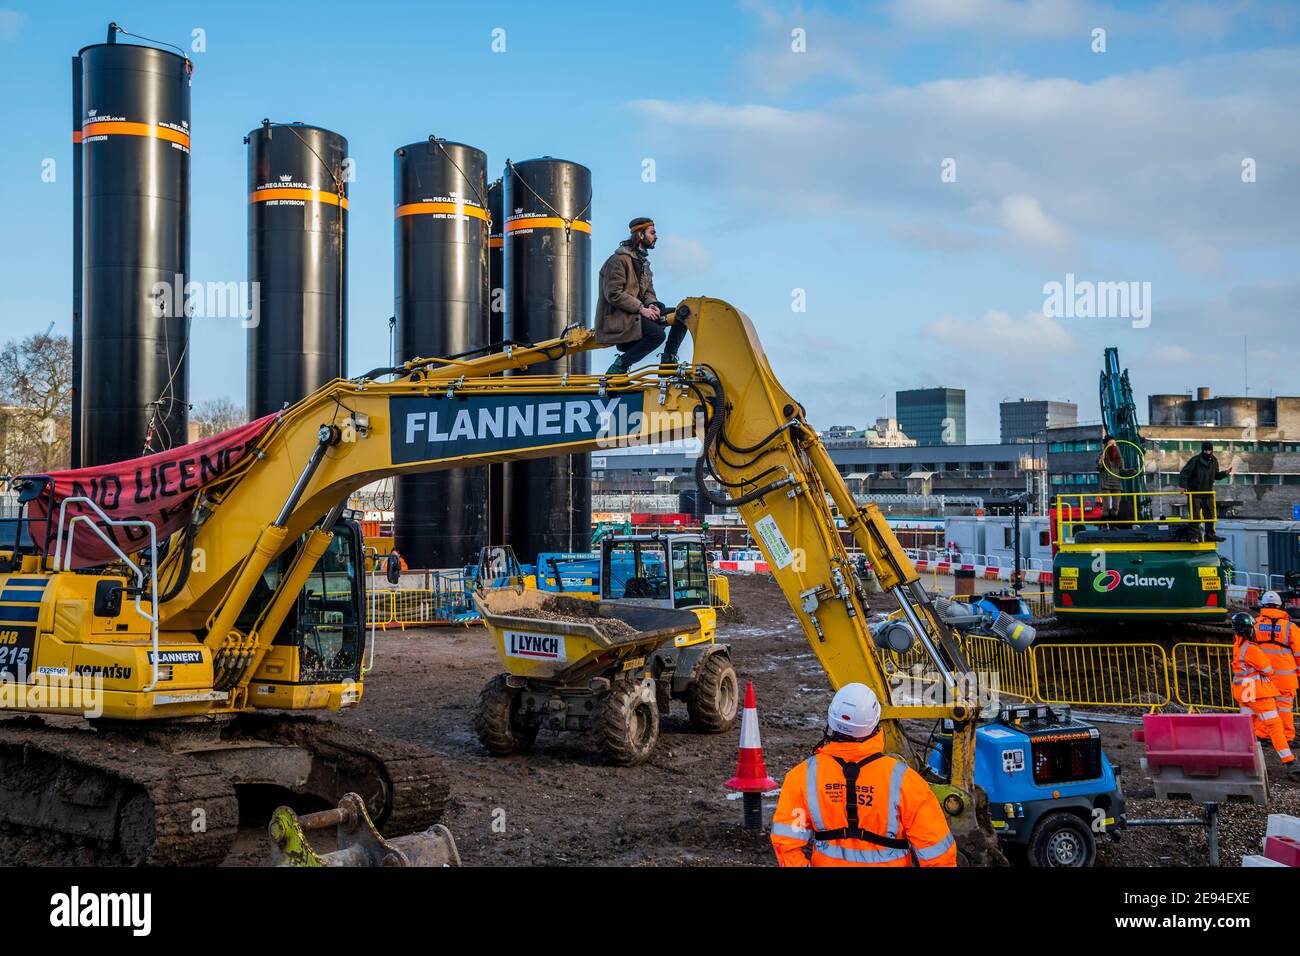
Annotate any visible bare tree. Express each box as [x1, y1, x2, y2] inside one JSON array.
[[190, 397, 246, 440], [0, 333, 72, 475]]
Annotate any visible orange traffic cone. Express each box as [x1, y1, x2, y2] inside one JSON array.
[[725, 681, 777, 829]]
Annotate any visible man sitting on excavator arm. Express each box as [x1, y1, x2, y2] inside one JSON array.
[[595, 217, 686, 375]]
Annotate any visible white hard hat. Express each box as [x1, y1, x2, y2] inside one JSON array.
[[1262, 591, 1283, 608], [827, 683, 881, 739]]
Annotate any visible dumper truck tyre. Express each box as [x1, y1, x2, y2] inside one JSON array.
[[599, 680, 659, 766], [1027, 811, 1095, 867], [686, 651, 740, 733], [475, 674, 538, 756]]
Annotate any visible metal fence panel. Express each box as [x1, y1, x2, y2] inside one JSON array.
[[1171, 642, 1237, 712], [1032, 642, 1170, 710]]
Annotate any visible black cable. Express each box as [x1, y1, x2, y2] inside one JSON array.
[[714, 441, 779, 472], [260, 120, 346, 193], [721, 418, 800, 456], [110, 24, 189, 59], [428, 137, 489, 213], [505, 159, 592, 225], [357, 363, 406, 381], [691, 374, 794, 508], [702, 449, 782, 489], [157, 520, 197, 603]]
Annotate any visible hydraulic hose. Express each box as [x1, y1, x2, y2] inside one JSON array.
[[692, 370, 799, 508], [157, 519, 198, 603]]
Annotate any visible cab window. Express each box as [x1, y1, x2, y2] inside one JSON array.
[[300, 532, 361, 679], [671, 540, 710, 608], [605, 541, 669, 600]]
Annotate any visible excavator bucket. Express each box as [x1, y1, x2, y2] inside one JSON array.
[[930, 783, 1009, 867], [269, 793, 460, 867], [474, 587, 701, 684]]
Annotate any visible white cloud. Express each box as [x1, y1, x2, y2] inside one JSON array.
[[736, 0, 886, 94], [888, 0, 1292, 39], [890, 220, 988, 252], [1170, 232, 1227, 277], [925, 309, 1078, 353], [1149, 344, 1195, 364], [888, 0, 1092, 36], [655, 235, 714, 278], [635, 49, 1300, 264], [998, 194, 1074, 252]]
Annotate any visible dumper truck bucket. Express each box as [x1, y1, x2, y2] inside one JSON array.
[[474, 588, 701, 683]]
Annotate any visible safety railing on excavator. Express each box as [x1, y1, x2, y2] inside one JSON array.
[[1054, 490, 1217, 545]]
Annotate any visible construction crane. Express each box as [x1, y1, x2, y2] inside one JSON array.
[[0, 297, 1027, 864]]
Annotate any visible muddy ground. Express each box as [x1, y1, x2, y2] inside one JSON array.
[[223, 573, 1299, 867]]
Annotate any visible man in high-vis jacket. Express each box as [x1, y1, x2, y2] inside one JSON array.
[[770, 683, 957, 867], [1231, 612, 1299, 777], [1254, 592, 1298, 741]]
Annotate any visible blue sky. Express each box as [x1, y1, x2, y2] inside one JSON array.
[[1, 0, 1297, 442]]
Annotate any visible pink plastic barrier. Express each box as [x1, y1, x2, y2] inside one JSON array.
[[1134, 713, 1257, 776]]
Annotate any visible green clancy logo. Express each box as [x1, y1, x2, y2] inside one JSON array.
[[1093, 570, 1121, 592]]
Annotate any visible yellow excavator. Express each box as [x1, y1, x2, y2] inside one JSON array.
[[0, 297, 1024, 864]]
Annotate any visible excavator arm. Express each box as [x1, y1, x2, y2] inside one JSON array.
[[3, 295, 1016, 863], [675, 298, 987, 792], [174, 297, 990, 771], [30, 297, 1000, 805]]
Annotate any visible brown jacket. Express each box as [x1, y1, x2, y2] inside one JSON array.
[[595, 243, 656, 344]]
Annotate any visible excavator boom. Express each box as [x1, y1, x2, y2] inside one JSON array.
[[2, 296, 1000, 863]]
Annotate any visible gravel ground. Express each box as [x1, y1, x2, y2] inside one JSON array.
[[226, 573, 1292, 866], [2, 573, 1285, 866]]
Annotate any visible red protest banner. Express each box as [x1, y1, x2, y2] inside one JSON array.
[[22, 414, 278, 569]]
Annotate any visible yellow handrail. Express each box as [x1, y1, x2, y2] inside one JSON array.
[[1054, 490, 1218, 544]]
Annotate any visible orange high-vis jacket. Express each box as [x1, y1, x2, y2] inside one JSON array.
[[1232, 636, 1280, 704], [770, 734, 957, 867], [1254, 608, 1298, 694]]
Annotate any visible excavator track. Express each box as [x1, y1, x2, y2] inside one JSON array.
[[228, 714, 450, 836], [0, 714, 448, 866], [0, 717, 240, 866]]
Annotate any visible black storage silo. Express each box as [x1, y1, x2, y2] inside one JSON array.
[[502, 157, 592, 559], [77, 33, 192, 465], [486, 177, 506, 545], [70, 53, 83, 468], [246, 121, 348, 418], [488, 177, 505, 345], [392, 138, 490, 568]]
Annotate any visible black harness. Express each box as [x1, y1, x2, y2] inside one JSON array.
[[1256, 616, 1292, 650], [809, 752, 910, 850]]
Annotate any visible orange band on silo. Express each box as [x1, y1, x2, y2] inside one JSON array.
[[504, 216, 591, 234], [394, 201, 488, 220], [80, 121, 190, 148]]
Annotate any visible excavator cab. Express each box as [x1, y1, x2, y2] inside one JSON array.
[[239, 517, 367, 687]]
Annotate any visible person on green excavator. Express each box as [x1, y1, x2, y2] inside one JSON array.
[[1178, 441, 1230, 541], [595, 217, 687, 375]]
